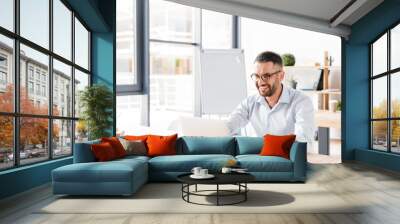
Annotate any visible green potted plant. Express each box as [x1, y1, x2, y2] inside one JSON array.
[[336, 100, 341, 111], [79, 84, 113, 140], [282, 53, 296, 66], [281, 53, 296, 88]]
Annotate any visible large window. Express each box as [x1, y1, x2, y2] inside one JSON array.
[[149, 0, 198, 130], [0, 0, 91, 170], [116, 0, 235, 134], [116, 0, 137, 87], [371, 23, 400, 153]]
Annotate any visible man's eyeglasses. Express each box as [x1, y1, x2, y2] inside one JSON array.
[[250, 70, 281, 82]]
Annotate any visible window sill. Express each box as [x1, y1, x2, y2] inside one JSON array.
[[0, 156, 72, 175]]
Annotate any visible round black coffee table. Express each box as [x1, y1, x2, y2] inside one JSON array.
[[177, 173, 255, 206]]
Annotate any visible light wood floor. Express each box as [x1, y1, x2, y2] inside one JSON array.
[[1, 162, 400, 224]]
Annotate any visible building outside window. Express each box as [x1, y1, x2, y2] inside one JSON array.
[[0, 71, 6, 85], [35, 70, 40, 81], [28, 81, 34, 94], [0, 54, 7, 67], [0, 54, 8, 91], [35, 83, 40, 95], [41, 85, 46, 97], [28, 67, 34, 80]]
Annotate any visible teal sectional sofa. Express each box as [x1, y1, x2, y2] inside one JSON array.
[[52, 136, 307, 196]]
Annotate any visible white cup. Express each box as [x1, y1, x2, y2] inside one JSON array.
[[221, 167, 232, 174], [200, 169, 208, 176], [191, 167, 202, 176]]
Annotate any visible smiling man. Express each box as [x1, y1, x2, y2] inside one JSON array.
[[227, 51, 314, 142]]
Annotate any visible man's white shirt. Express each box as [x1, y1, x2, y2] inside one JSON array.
[[227, 85, 315, 142]]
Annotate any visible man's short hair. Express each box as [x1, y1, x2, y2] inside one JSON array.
[[254, 51, 282, 67]]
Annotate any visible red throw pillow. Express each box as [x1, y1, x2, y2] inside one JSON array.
[[146, 134, 178, 157], [260, 134, 296, 159], [91, 142, 117, 161], [101, 137, 127, 158]]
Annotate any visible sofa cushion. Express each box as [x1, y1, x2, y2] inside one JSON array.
[[101, 137, 127, 158], [124, 135, 148, 142], [235, 137, 263, 155], [53, 158, 148, 183], [73, 140, 100, 163], [148, 154, 235, 172], [116, 155, 150, 163], [120, 139, 147, 156], [147, 134, 178, 157], [177, 136, 236, 155], [236, 155, 293, 172], [260, 134, 296, 159], [91, 142, 118, 161]]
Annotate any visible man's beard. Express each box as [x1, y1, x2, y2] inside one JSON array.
[[257, 82, 277, 97]]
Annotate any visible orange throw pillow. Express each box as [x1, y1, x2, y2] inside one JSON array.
[[146, 134, 178, 157], [259, 134, 296, 159], [124, 135, 148, 142], [91, 142, 117, 161], [101, 137, 127, 158]]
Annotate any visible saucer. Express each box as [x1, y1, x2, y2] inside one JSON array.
[[190, 174, 215, 179]]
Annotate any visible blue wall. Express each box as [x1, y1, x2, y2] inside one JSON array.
[[91, 0, 116, 135], [344, 0, 400, 171], [0, 0, 116, 200], [0, 158, 72, 199]]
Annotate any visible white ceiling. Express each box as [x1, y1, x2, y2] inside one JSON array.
[[167, 0, 384, 38], [225, 0, 353, 23]]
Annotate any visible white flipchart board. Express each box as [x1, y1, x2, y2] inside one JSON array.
[[200, 49, 247, 114]]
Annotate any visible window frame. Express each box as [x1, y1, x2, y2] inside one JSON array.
[[370, 20, 400, 154], [116, 0, 145, 95], [0, 0, 92, 171]]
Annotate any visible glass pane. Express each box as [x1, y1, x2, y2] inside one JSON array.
[[0, 116, 13, 170], [53, 59, 72, 117], [75, 18, 89, 70], [150, 0, 195, 42], [74, 69, 89, 118], [116, 95, 143, 135], [20, 117, 49, 165], [75, 120, 88, 143], [0, 34, 14, 112], [391, 120, 400, 153], [372, 77, 387, 119], [20, 44, 49, 115], [391, 24, 400, 70], [53, 0, 72, 60], [0, 0, 14, 31], [149, 42, 194, 129], [372, 33, 387, 76], [150, 42, 194, 75], [391, 72, 400, 118], [116, 0, 136, 85], [53, 119, 72, 158], [20, 0, 49, 49], [372, 121, 388, 151], [202, 10, 232, 49]]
